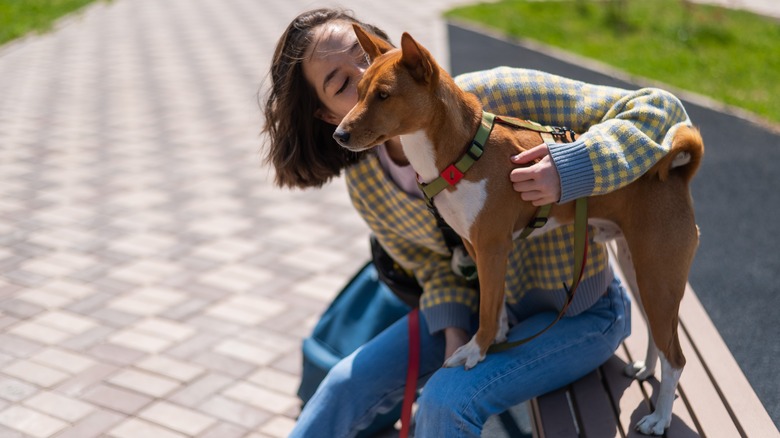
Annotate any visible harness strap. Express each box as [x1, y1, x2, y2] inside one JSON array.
[[419, 112, 494, 204], [515, 204, 553, 240], [419, 112, 575, 207], [488, 197, 589, 354]]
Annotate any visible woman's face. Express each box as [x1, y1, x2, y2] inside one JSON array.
[[302, 21, 370, 126]]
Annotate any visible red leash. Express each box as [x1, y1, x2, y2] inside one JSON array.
[[400, 308, 420, 438]]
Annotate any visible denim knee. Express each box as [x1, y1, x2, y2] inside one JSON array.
[[415, 370, 482, 437], [316, 356, 358, 401]]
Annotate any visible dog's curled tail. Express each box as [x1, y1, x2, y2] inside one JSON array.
[[653, 124, 704, 183]]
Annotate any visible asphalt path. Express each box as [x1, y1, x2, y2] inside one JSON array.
[[447, 22, 780, 427]]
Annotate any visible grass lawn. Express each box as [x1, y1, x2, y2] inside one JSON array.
[[446, 0, 780, 125], [0, 0, 102, 46]]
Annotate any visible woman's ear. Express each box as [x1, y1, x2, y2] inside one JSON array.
[[314, 107, 341, 126]]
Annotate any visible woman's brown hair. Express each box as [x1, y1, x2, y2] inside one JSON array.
[[261, 9, 391, 189]]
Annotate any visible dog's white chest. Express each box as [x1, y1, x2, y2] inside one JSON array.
[[436, 180, 488, 242], [400, 130, 487, 242]]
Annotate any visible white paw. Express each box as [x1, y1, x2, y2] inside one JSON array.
[[443, 337, 485, 370], [624, 361, 654, 381], [635, 411, 669, 435]]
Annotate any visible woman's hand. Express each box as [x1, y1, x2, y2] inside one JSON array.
[[444, 327, 470, 360], [509, 144, 561, 206]]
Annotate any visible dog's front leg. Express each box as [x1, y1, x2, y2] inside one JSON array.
[[444, 237, 511, 370]]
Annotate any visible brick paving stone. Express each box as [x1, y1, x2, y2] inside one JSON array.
[[247, 368, 299, 395], [191, 351, 256, 379], [54, 363, 119, 398], [135, 355, 205, 382], [2, 361, 69, 388], [87, 342, 146, 366], [259, 416, 297, 438], [52, 409, 126, 438], [168, 373, 234, 408], [0, 377, 38, 403], [196, 422, 248, 438], [81, 383, 153, 414], [0, 405, 68, 437], [107, 369, 181, 398], [137, 401, 217, 436], [22, 391, 95, 422], [107, 418, 186, 438], [28, 348, 96, 375], [7, 321, 70, 345], [222, 381, 299, 415], [196, 394, 270, 430]]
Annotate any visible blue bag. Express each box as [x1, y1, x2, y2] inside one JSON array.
[[298, 261, 412, 436]]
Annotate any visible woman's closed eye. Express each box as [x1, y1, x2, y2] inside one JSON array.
[[335, 76, 349, 95]]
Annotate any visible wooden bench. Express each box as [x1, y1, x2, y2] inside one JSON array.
[[530, 242, 779, 437]]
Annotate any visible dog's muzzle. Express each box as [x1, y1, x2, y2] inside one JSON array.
[[333, 129, 350, 146]]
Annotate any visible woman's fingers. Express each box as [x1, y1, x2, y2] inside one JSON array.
[[510, 143, 549, 164]]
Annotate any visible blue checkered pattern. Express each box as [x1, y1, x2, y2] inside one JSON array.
[[456, 68, 690, 195]]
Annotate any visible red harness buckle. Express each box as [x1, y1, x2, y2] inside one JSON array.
[[441, 164, 464, 185]]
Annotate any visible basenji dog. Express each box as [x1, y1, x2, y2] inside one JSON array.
[[334, 25, 704, 435]]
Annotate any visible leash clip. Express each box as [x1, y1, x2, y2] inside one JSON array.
[[551, 126, 574, 142]]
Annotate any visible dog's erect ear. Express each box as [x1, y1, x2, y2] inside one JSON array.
[[400, 33, 437, 84], [352, 24, 392, 63]]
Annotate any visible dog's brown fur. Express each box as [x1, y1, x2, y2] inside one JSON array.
[[336, 25, 704, 434]]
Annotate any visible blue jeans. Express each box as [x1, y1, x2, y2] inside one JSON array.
[[289, 278, 631, 438]]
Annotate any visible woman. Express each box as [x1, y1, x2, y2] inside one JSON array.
[[262, 8, 690, 438]]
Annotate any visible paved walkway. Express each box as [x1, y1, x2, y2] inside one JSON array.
[[0, 1, 777, 437]]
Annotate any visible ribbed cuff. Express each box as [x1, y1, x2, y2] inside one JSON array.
[[422, 302, 474, 335], [548, 139, 596, 204]]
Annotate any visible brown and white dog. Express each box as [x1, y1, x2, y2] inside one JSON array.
[[334, 25, 703, 435]]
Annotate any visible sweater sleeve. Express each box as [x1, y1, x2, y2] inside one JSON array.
[[455, 67, 691, 203], [345, 163, 478, 334]]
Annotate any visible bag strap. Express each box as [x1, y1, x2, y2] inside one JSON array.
[[400, 308, 420, 438]]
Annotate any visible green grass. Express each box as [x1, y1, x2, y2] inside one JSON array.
[[0, 0, 102, 46], [446, 0, 780, 124]]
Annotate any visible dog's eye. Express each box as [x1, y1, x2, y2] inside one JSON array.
[[377, 91, 389, 100]]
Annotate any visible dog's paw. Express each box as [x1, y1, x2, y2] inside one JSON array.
[[635, 411, 669, 435], [624, 361, 654, 381], [443, 337, 485, 370]]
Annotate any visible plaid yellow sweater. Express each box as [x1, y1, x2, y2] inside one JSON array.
[[345, 67, 691, 334]]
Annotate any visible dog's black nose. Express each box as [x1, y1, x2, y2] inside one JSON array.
[[333, 129, 350, 145]]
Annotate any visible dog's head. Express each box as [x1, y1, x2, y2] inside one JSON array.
[[333, 25, 441, 151]]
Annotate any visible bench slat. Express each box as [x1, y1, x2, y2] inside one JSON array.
[[570, 369, 620, 437], [679, 285, 779, 437], [532, 386, 578, 437], [601, 349, 652, 438], [676, 324, 740, 436]]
